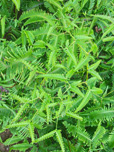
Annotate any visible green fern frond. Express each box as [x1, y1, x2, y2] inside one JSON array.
[[7, 121, 29, 128], [63, 121, 91, 145], [19, 10, 55, 25], [92, 124, 106, 148], [88, 108, 114, 122], [75, 89, 92, 113], [76, 128, 91, 145], [37, 74, 67, 82], [11, 94, 29, 103], [56, 130, 65, 152], [35, 130, 56, 143], [88, 0, 95, 14], [46, 0, 62, 10], [46, 106, 50, 124], [44, 1, 55, 13], [63, 121, 77, 136], [20, 59, 36, 71], [11, 103, 28, 122], [108, 129, 114, 148], [66, 112, 83, 121], [29, 122, 35, 143]]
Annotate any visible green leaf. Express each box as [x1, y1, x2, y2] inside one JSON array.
[[9, 143, 32, 152], [76, 128, 91, 145], [4, 137, 22, 145], [1, 15, 6, 38], [91, 87, 103, 94], [35, 130, 56, 143], [29, 122, 35, 143], [7, 121, 29, 128], [108, 130, 114, 148], [103, 36, 114, 42], [66, 112, 83, 121], [66, 56, 90, 79], [92, 124, 106, 148], [12, 0, 20, 11], [19, 10, 54, 25], [101, 23, 114, 39], [25, 31, 34, 45], [89, 60, 101, 70], [70, 87, 84, 97], [75, 35, 93, 40], [88, 70, 102, 80], [37, 74, 67, 82], [11, 103, 28, 122], [65, 49, 77, 66], [75, 90, 92, 113], [92, 15, 114, 23], [56, 130, 65, 152], [75, 55, 90, 72]]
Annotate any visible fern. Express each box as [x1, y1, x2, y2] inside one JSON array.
[[76, 128, 92, 146], [29, 122, 35, 143], [92, 124, 106, 148], [35, 130, 56, 143], [7, 121, 29, 128], [87, 108, 114, 122], [11, 103, 28, 122], [1, 0, 114, 151], [66, 112, 83, 121], [75, 89, 92, 113], [56, 130, 65, 152], [19, 10, 55, 25], [108, 129, 114, 148]]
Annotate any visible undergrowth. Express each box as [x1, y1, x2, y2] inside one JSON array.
[[0, 0, 114, 151]]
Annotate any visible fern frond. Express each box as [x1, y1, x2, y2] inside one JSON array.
[[37, 74, 67, 82], [44, 1, 55, 13], [88, 0, 95, 14], [19, 10, 55, 25], [76, 128, 92, 145], [7, 121, 29, 128], [75, 90, 92, 113], [88, 108, 114, 122], [46, 106, 50, 124], [11, 103, 28, 122], [35, 130, 56, 143], [66, 112, 83, 121], [92, 124, 106, 148], [46, 0, 62, 10], [108, 129, 114, 148], [11, 94, 29, 103], [63, 121, 91, 145], [29, 122, 35, 143], [56, 130, 65, 152]]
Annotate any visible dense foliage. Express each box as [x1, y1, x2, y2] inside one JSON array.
[[0, 0, 114, 151]]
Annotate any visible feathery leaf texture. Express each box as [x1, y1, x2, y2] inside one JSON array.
[[35, 130, 56, 143], [56, 130, 65, 152], [19, 10, 55, 25], [92, 124, 106, 148]]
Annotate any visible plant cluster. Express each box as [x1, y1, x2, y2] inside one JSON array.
[[0, 0, 114, 151]]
